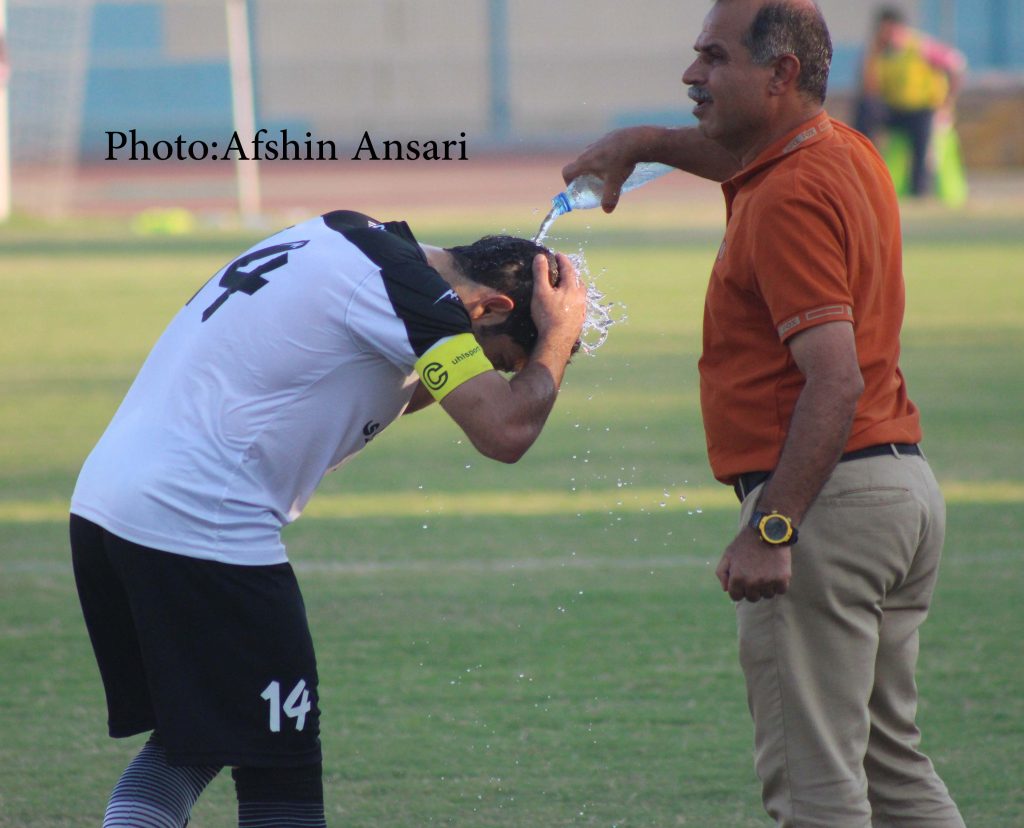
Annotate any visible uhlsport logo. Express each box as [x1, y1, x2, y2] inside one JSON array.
[[421, 362, 448, 391], [451, 344, 481, 365]]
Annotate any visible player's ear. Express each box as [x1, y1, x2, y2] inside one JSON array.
[[479, 293, 515, 317]]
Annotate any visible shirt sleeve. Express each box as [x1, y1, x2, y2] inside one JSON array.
[[751, 187, 855, 342], [920, 36, 967, 74], [344, 245, 480, 373]]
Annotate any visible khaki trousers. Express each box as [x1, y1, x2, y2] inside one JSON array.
[[736, 453, 965, 828]]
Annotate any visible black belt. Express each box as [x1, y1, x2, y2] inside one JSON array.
[[732, 443, 922, 503]]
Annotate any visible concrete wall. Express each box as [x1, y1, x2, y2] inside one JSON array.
[[7, 0, 1023, 163]]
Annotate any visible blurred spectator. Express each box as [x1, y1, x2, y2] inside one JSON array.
[[856, 6, 966, 199]]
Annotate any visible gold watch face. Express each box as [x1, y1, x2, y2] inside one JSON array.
[[759, 514, 794, 545]]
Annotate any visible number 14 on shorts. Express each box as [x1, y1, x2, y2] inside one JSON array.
[[261, 679, 311, 732]]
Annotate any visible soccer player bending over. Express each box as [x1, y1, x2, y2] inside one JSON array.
[[70, 210, 586, 827]]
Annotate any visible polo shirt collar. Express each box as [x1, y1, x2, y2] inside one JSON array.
[[726, 110, 833, 189]]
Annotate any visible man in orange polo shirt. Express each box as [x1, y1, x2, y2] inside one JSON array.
[[563, 1, 965, 826]]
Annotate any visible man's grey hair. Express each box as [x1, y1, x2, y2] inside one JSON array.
[[737, 1, 833, 103]]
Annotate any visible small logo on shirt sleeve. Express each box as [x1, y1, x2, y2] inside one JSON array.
[[434, 287, 461, 305], [777, 304, 853, 338]]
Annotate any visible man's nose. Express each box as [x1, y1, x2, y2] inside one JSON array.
[[682, 60, 702, 87]]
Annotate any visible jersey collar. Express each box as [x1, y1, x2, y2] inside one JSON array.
[[726, 111, 834, 190], [381, 220, 424, 258]]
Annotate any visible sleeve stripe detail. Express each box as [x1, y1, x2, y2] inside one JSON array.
[[777, 304, 853, 338], [414, 333, 494, 402]]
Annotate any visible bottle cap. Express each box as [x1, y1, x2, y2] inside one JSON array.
[[551, 192, 573, 216]]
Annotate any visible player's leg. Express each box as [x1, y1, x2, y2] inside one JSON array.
[[103, 732, 221, 828], [77, 522, 324, 819], [905, 109, 935, 197], [71, 515, 223, 825], [92, 533, 323, 773], [233, 764, 327, 827], [224, 565, 327, 827], [864, 459, 965, 828], [70, 514, 155, 738]]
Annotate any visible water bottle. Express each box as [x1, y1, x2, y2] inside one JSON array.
[[536, 162, 674, 242], [554, 161, 674, 214]]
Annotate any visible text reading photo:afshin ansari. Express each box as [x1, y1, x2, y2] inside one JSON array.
[[104, 129, 470, 162]]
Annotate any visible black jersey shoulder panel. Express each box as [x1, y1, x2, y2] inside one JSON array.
[[321, 211, 472, 357]]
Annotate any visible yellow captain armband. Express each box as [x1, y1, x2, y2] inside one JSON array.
[[414, 333, 494, 402]]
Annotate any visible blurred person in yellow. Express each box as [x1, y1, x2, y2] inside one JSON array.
[[857, 6, 967, 200]]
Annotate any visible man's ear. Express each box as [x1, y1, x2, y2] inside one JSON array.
[[478, 293, 515, 317], [769, 54, 801, 95]]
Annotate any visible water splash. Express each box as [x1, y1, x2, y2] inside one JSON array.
[[532, 202, 625, 353], [533, 200, 568, 245], [569, 249, 626, 354]]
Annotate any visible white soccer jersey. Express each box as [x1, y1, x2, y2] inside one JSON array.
[[71, 211, 491, 565]]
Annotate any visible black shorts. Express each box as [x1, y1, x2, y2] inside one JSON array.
[[70, 514, 321, 768]]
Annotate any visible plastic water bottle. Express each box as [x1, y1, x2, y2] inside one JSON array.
[[555, 161, 674, 213], [535, 162, 674, 242]]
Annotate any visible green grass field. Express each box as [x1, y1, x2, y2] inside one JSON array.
[[1, 199, 1022, 826]]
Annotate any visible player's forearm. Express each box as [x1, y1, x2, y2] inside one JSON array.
[[488, 334, 576, 460], [438, 338, 573, 464], [516, 328, 575, 397]]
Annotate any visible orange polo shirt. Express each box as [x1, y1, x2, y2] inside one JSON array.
[[699, 112, 921, 484]]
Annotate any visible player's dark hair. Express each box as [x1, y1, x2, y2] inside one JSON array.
[[876, 6, 906, 26], [445, 236, 559, 354], [741, 1, 833, 103]]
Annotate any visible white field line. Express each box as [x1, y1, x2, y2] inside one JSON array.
[[1, 486, 731, 523], [2, 481, 1021, 524]]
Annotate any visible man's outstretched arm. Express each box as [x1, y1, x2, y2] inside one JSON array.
[[562, 126, 741, 213], [440, 253, 586, 463]]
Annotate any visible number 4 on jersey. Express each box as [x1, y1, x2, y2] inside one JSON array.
[[201, 240, 309, 321], [261, 679, 312, 732]]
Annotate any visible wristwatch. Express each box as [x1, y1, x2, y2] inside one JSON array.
[[749, 510, 799, 546]]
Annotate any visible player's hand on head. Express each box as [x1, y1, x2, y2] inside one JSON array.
[[531, 253, 586, 356]]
